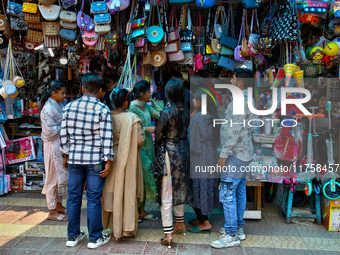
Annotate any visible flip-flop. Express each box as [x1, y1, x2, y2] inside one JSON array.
[[187, 225, 211, 234], [47, 214, 68, 221], [140, 214, 158, 221]]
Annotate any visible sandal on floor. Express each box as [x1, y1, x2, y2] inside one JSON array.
[[140, 214, 158, 221], [187, 225, 211, 234], [47, 214, 68, 221]]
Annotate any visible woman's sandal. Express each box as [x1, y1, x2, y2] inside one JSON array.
[[46, 213, 68, 221], [173, 227, 186, 236], [161, 235, 173, 249], [188, 225, 211, 234]]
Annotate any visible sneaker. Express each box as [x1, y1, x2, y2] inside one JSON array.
[[87, 234, 111, 249], [211, 234, 241, 249], [237, 228, 246, 240], [219, 227, 246, 240], [66, 231, 86, 247]]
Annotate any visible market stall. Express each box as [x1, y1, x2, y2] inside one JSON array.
[[0, 0, 339, 230]]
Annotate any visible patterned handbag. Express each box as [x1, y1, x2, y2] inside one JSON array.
[[7, 1, 24, 17], [60, 28, 77, 41], [135, 37, 146, 48], [95, 24, 111, 34], [62, 0, 77, 9], [168, 5, 180, 42], [77, 0, 95, 31], [22, 3, 38, 14], [179, 5, 193, 42], [11, 17, 29, 30], [60, 20, 77, 29], [25, 12, 41, 24], [60, 10, 77, 23], [43, 22, 61, 36], [27, 30, 44, 43], [132, 18, 146, 29], [104, 32, 120, 45], [44, 35, 61, 48]]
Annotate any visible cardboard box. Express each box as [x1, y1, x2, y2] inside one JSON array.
[[322, 197, 340, 231]]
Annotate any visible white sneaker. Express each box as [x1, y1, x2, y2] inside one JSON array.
[[219, 227, 246, 240], [210, 234, 241, 249], [66, 231, 86, 247], [87, 234, 111, 249]]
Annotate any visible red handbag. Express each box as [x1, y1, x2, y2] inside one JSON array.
[[194, 11, 203, 71]]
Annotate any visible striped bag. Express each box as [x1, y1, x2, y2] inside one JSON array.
[[44, 35, 60, 48]]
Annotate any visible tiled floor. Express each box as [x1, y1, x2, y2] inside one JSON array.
[[0, 192, 339, 254]]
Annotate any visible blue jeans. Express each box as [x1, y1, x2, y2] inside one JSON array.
[[219, 156, 249, 236], [67, 162, 106, 242]]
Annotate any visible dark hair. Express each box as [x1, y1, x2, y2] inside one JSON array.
[[194, 89, 221, 145], [103, 73, 119, 92], [171, 71, 183, 80], [110, 88, 132, 108], [41, 80, 65, 109], [81, 73, 103, 94], [132, 80, 150, 100], [165, 79, 186, 128], [235, 68, 254, 89]]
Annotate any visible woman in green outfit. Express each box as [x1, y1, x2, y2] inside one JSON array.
[[129, 80, 164, 220]]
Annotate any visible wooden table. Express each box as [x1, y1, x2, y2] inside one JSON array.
[[244, 181, 265, 220]]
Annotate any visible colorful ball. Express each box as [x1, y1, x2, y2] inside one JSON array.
[[324, 42, 339, 57], [306, 47, 313, 60], [310, 46, 324, 60]]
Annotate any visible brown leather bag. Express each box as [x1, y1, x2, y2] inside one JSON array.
[[241, 10, 249, 57]]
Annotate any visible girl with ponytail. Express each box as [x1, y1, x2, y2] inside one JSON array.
[[40, 81, 68, 221]]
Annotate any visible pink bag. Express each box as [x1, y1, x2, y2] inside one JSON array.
[[194, 12, 203, 71], [168, 50, 184, 62], [168, 5, 180, 42], [81, 29, 99, 46]]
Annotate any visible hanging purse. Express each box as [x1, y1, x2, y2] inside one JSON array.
[[7, 1, 24, 17], [217, 56, 236, 71], [132, 28, 146, 39], [234, 14, 245, 61], [94, 13, 111, 24], [135, 37, 146, 48], [241, 10, 249, 57], [62, 0, 77, 9], [27, 30, 44, 43], [179, 52, 194, 65], [194, 11, 203, 71], [39, 0, 61, 21], [11, 17, 29, 30], [91, 1, 108, 14], [0, 15, 5, 31], [43, 22, 61, 36], [168, 5, 180, 42], [132, 18, 146, 29], [22, 3, 38, 14], [60, 20, 77, 29], [77, 0, 95, 30], [44, 35, 61, 48], [25, 12, 41, 24], [179, 5, 193, 42], [95, 24, 111, 34], [180, 42, 192, 52], [104, 32, 120, 45], [147, 5, 164, 44], [194, 9, 204, 54], [151, 46, 167, 67], [168, 50, 185, 62], [60, 28, 77, 41], [214, 6, 226, 40], [165, 41, 181, 53], [81, 29, 99, 46], [60, 10, 77, 23], [220, 5, 237, 51]]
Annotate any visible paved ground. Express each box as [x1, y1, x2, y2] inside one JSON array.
[[0, 192, 339, 255]]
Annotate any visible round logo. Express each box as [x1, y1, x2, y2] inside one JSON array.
[[217, 44, 221, 49], [218, 27, 222, 33], [0, 37, 3, 44], [17, 22, 24, 29], [152, 30, 158, 37], [154, 55, 161, 62], [49, 9, 53, 14], [14, 7, 20, 14], [25, 41, 34, 50], [0, 20, 4, 26]]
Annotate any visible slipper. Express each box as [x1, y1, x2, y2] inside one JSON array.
[[47, 214, 68, 221], [187, 225, 211, 234], [140, 214, 158, 221], [138, 219, 142, 223], [57, 208, 67, 214]]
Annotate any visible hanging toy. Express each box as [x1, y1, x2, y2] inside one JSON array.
[[332, 37, 340, 54], [323, 42, 339, 57], [283, 64, 298, 87], [293, 70, 304, 88], [310, 46, 325, 60], [306, 47, 314, 60], [270, 68, 285, 89], [304, 64, 319, 78]]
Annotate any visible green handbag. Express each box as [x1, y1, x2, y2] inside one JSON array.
[[220, 46, 234, 56]]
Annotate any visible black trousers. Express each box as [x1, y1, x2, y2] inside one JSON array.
[[193, 207, 209, 223]]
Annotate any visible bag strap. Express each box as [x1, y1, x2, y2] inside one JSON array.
[[237, 14, 244, 46], [198, 11, 201, 54], [179, 5, 185, 30], [187, 5, 191, 31]]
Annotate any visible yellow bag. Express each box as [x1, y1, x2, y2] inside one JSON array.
[[206, 44, 214, 55], [23, 3, 38, 14]]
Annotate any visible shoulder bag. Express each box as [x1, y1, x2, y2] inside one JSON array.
[[179, 5, 193, 42], [214, 5, 226, 39], [39, 0, 61, 21], [147, 5, 164, 44], [220, 5, 237, 51], [91, 1, 108, 14], [196, 0, 215, 8], [168, 4, 180, 42], [233, 14, 245, 61], [7, 1, 24, 17], [194, 11, 203, 71], [77, 0, 95, 30]]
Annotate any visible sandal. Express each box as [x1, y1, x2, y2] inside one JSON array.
[[47, 213, 68, 221], [161, 235, 173, 249], [139, 214, 158, 221], [56, 203, 67, 214], [188, 225, 211, 234]]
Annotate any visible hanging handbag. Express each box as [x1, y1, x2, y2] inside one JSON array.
[[43, 22, 61, 36], [180, 42, 192, 52], [148, 41, 162, 51], [60, 10, 77, 23], [25, 11, 41, 24], [241, 10, 249, 57], [60, 20, 77, 29], [132, 28, 146, 39], [60, 28, 77, 41], [151, 47, 167, 67], [38, 0, 56, 5], [94, 13, 111, 24], [77, 0, 95, 30], [104, 32, 119, 45], [11, 17, 29, 30], [179, 52, 194, 65], [211, 38, 221, 54], [147, 6, 164, 44], [81, 29, 99, 46], [165, 41, 181, 53], [179, 5, 193, 42], [220, 5, 237, 51], [7, 1, 24, 17], [132, 18, 146, 29], [39, 0, 61, 21], [194, 9, 204, 54], [135, 37, 146, 48], [234, 14, 245, 61], [168, 5, 180, 42], [95, 24, 111, 34], [214, 6, 226, 40], [27, 30, 44, 43], [62, 0, 77, 9], [143, 51, 152, 66], [194, 11, 203, 71], [91, 1, 108, 14], [44, 35, 61, 48], [0, 15, 5, 31], [22, 3, 38, 14], [168, 50, 184, 62], [242, 0, 261, 9], [196, 0, 215, 8], [217, 56, 236, 71]]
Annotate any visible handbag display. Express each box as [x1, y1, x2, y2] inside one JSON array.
[[94, 13, 111, 24], [44, 35, 61, 48], [179, 5, 193, 42], [217, 56, 236, 71], [7, 1, 24, 17], [95, 24, 111, 34], [168, 5, 180, 42], [43, 22, 61, 36], [77, 0, 95, 30], [60, 20, 77, 29], [11, 17, 29, 30], [39, 0, 61, 21], [60, 28, 77, 41], [165, 41, 181, 53], [135, 37, 146, 48], [62, 0, 77, 9], [22, 3, 38, 14], [60, 10, 77, 23], [147, 6, 164, 44], [214, 6, 226, 39], [220, 5, 237, 51], [91, 1, 108, 14], [81, 29, 99, 46], [168, 50, 184, 62]]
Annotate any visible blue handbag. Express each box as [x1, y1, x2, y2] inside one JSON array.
[[242, 0, 261, 9], [94, 13, 111, 24], [60, 28, 77, 42], [132, 28, 146, 39], [217, 56, 236, 71], [147, 6, 164, 44], [169, 0, 193, 3], [195, 0, 215, 8], [180, 42, 192, 52], [91, 1, 108, 14], [7, 1, 24, 17]]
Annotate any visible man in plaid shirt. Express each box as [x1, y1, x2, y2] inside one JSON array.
[[60, 74, 114, 249]]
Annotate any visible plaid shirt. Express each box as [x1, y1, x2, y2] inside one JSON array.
[[60, 95, 114, 165]]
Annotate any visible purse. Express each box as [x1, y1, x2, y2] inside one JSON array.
[[25, 12, 41, 24], [217, 56, 236, 71], [241, 10, 249, 57], [7, 1, 24, 17], [180, 42, 192, 52], [214, 6, 226, 39], [95, 24, 111, 34], [234, 14, 245, 61], [0, 15, 5, 31], [44, 35, 61, 48], [60, 10, 77, 23], [194, 10, 204, 54], [62, 0, 77, 9], [194, 11, 203, 71], [135, 37, 146, 48], [211, 38, 221, 54], [147, 6, 164, 44], [179, 52, 194, 65], [104, 32, 119, 45], [42, 22, 61, 36], [91, 1, 108, 14], [77, 0, 95, 30], [168, 5, 180, 42], [27, 30, 44, 43], [22, 3, 38, 14], [143, 51, 152, 66], [220, 5, 237, 51], [179, 5, 193, 42], [94, 13, 111, 24], [60, 28, 77, 41], [148, 41, 162, 51], [39, 0, 61, 21], [151, 48, 167, 67], [60, 20, 77, 29], [168, 50, 184, 62], [132, 18, 146, 29], [132, 28, 146, 39], [11, 17, 29, 30], [165, 41, 181, 53], [81, 29, 99, 46]]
